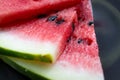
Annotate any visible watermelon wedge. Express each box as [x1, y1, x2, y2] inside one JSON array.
[[0, 0, 81, 26], [0, 7, 78, 63], [1, 0, 104, 80]]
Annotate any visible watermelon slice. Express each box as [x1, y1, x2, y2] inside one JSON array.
[[1, 0, 104, 80], [0, 0, 81, 26], [0, 7, 78, 63]]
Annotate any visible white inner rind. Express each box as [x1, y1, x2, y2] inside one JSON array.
[[6, 57, 104, 80], [0, 32, 59, 61]]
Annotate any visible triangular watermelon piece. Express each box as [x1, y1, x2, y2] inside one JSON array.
[[1, 0, 104, 80], [0, 0, 81, 25], [0, 7, 78, 63]]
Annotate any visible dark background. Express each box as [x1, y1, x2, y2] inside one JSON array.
[[93, 0, 120, 80], [0, 0, 120, 80]]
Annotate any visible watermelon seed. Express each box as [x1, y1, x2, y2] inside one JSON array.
[[56, 19, 65, 24], [37, 14, 46, 19], [88, 21, 94, 26], [78, 16, 82, 21], [77, 38, 82, 44], [78, 14, 85, 21], [47, 16, 57, 21], [72, 22, 75, 31], [67, 37, 71, 43]]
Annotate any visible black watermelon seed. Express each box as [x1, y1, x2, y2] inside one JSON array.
[[78, 17, 81, 21], [37, 14, 46, 19], [77, 38, 82, 44], [56, 19, 65, 24], [88, 21, 94, 26], [78, 15, 86, 21], [67, 37, 71, 43], [72, 22, 75, 31], [47, 16, 57, 21]]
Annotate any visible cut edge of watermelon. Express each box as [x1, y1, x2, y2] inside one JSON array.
[[1, 56, 48, 80], [0, 48, 53, 63], [1, 56, 104, 80], [0, 6, 79, 63], [0, 33, 60, 62]]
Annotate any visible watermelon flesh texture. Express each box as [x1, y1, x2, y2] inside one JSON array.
[[1, 0, 104, 80], [0, 8, 78, 63], [0, 0, 81, 26]]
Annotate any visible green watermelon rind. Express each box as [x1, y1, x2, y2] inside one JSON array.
[[0, 47, 52, 63], [1, 56, 50, 80]]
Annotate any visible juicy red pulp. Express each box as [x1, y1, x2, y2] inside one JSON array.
[[57, 0, 103, 73], [0, 7, 79, 63], [0, 0, 81, 26]]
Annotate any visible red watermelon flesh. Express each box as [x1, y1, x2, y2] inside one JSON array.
[[0, 0, 104, 79], [56, 0, 104, 79], [0, 7, 78, 63], [0, 0, 81, 26]]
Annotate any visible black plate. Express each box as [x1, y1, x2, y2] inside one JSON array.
[[0, 0, 120, 80], [92, 0, 120, 80]]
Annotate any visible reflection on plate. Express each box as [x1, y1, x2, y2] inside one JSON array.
[[92, 0, 120, 68], [92, 0, 120, 80]]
